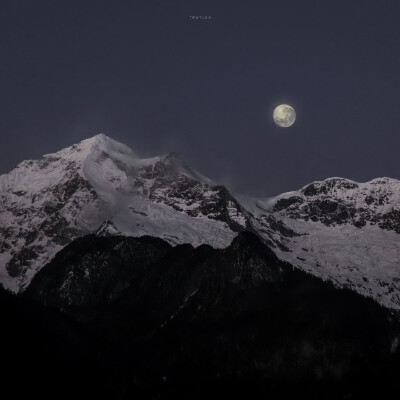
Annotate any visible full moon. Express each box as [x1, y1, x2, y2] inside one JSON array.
[[273, 104, 296, 128]]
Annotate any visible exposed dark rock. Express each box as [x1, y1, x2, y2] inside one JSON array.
[[273, 196, 304, 211], [6, 246, 44, 277]]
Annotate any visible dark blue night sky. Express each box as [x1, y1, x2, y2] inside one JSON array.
[[1, 0, 400, 196]]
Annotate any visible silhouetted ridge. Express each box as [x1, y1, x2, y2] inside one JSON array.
[[21, 232, 400, 399]]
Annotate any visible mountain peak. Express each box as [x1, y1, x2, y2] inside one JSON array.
[[1, 134, 400, 311], [77, 133, 134, 157], [96, 220, 121, 237]]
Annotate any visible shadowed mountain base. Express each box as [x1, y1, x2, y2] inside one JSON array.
[[1, 232, 398, 399]]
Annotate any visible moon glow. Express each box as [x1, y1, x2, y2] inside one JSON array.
[[273, 104, 296, 128]]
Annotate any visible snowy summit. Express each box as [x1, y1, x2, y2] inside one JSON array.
[[0, 134, 399, 310]]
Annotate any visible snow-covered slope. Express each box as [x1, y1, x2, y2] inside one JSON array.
[[241, 177, 400, 310], [0, 135, 399, 310], [0, 134, 285, 291]]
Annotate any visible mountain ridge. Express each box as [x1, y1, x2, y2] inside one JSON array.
[[22, 231, 400, 399], [0, 134, 399, 310]]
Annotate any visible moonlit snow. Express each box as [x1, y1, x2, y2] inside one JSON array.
[[0, 134, 399, 311]]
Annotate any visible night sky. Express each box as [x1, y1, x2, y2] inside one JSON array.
[[1, 0, 400, 197]]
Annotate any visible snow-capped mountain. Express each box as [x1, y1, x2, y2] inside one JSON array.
[[0, 134, 287, 292], [242, 177, 400, 310], [0, 134, 399, 310]]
